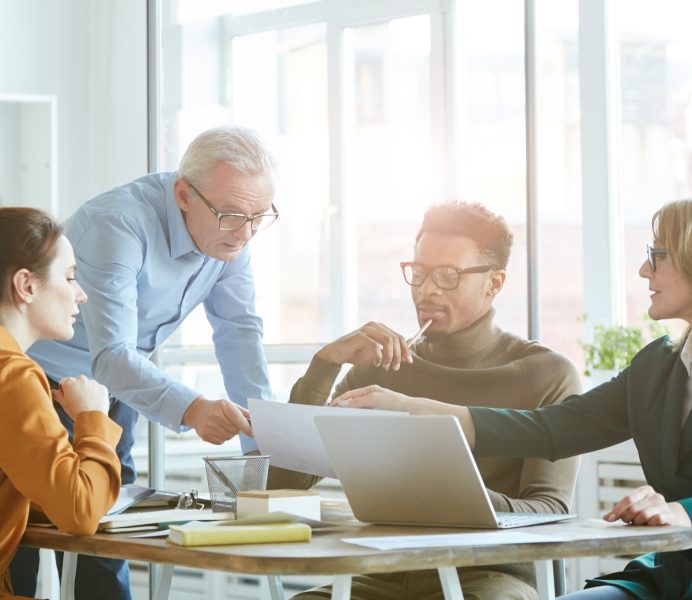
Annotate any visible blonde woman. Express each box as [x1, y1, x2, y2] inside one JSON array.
[[334, 200, 692, 599], [0, 207, 122, 598]]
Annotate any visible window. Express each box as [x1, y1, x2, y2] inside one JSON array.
[[617, 0, 692, 340], [156, 0, 691, 404], [159, 0, 447, 406]]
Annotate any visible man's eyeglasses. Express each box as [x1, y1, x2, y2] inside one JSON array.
[[186, 180, 279, 232], [646, 244, 667, 272], [400, 261, 494, 291]]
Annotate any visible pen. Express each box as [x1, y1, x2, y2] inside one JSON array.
[[207, 461, 238, 497], [407, 319, 433, 349]]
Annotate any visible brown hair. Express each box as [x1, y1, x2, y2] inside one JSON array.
[[416, 201, 514, 269], [0, 207, 64, 303]]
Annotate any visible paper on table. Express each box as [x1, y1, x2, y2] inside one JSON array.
[[342, 530, 577, 551], [248, 399, 407, 478], [127, 528, 171, 539], [107, 484, 156, 516], [342, 518, 677, 550], [98, 508, 235, 532]]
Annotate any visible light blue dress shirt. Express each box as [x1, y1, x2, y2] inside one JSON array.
[[30, 171, 271, 452]]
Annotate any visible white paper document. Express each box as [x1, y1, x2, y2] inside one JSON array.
[[341, 519, 665, 551], [248, 398, 407, 478], [342, 530, 577, 551]]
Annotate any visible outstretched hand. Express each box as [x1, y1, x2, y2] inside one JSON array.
[[316, 322, 412, 371], [603, 485, 692, 527], [331, 384, 422, 413], [183, 397, 253, 445], [331, 385, 477, 448]]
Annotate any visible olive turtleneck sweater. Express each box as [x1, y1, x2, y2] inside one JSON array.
[[271, 308, 581, 590]]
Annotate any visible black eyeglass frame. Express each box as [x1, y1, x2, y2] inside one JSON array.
[[186, 179, 279, 232], [399, 261, 495, 291], [646, 244, 667, 272]]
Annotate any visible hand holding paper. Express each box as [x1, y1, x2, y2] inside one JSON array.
[[248, 399, 407, 478]]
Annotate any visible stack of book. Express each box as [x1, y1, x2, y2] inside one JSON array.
[[98, 508, 235, 533]]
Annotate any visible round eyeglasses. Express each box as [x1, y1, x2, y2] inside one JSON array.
[[400, 261, 494, 291], [186, 180, 279, 232]]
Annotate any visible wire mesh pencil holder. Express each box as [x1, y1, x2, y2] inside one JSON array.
[[203, 455, 270, 514]]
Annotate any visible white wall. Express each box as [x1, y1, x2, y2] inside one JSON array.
[[0, 0, 148, 218]]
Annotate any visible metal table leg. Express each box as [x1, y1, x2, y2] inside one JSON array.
[[535, 560, 556, 600], [153, 564, 174, 600], [438, 566, 464, 599], [266, 575, 285, 600], [59, 552, 77, 600], [331, 575, 352, 600]]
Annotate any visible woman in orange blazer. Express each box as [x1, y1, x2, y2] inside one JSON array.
[[0, 207, 122, 598]]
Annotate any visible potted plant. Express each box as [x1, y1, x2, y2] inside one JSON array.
[[578, 316, 669, 383]]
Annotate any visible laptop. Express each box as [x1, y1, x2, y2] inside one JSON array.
[[314, 413, 576, 529]]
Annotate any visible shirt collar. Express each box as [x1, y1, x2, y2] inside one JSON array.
[[165, 172, 203, 259], [681, 334, 692, 376]]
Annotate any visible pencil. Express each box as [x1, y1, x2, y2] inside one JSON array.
[[407, 319, 433, 348]]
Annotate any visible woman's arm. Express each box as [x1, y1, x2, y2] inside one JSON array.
[[331, 384, 478, 447], [0, 364, 122, 535]]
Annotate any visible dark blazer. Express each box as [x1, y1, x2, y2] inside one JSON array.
[[472, 336, 692, 600]]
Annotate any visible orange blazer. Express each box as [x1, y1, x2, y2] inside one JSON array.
[[0, 326, 122, 597]]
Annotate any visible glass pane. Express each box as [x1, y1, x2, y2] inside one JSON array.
[[175, 0, 317, 21], [232, 24, 329, 344], [535, 0, 583, 366], [344, 15, 433, 336], [455, 1, 529, 338], [160, 14, 329, 345], [617, 0, 692, 340]]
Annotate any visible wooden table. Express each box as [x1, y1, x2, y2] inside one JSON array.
[[22, 500, 692, 600]]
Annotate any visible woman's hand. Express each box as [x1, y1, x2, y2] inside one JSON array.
[[330, 385, 424, 412], [604, 485, 692, 527], [53, 375, 110, 419], [330, 385, 477, 448]]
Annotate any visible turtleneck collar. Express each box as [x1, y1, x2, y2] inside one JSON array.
[[413, 307, 503, 367]]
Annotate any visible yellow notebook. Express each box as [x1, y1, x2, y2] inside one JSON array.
[[167, 522, 312, 547]]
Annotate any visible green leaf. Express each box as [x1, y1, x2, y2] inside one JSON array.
[[577, 315, 668, 376]]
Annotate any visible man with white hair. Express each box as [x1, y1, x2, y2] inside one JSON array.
[[14, 125, 278, 599]]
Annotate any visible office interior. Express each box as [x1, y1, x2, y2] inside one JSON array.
[[2, 0, 691, 597]]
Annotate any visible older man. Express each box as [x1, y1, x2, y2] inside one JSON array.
[[15, 125, 277, 599], [274, 201, 581, 600]]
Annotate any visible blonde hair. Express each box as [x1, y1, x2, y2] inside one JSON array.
[[652, 199, 692, 345]]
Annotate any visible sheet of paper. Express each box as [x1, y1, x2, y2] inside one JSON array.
[[341, 519, 672, 551], [248, 399, 407, 478], [342, 530, 577, 551], [107, 484, 155, 516], [99, 508, 235, 531], [125, 528, 171, 538]]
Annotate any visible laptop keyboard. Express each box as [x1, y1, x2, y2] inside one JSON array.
[[496, 512, 576, 528]]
